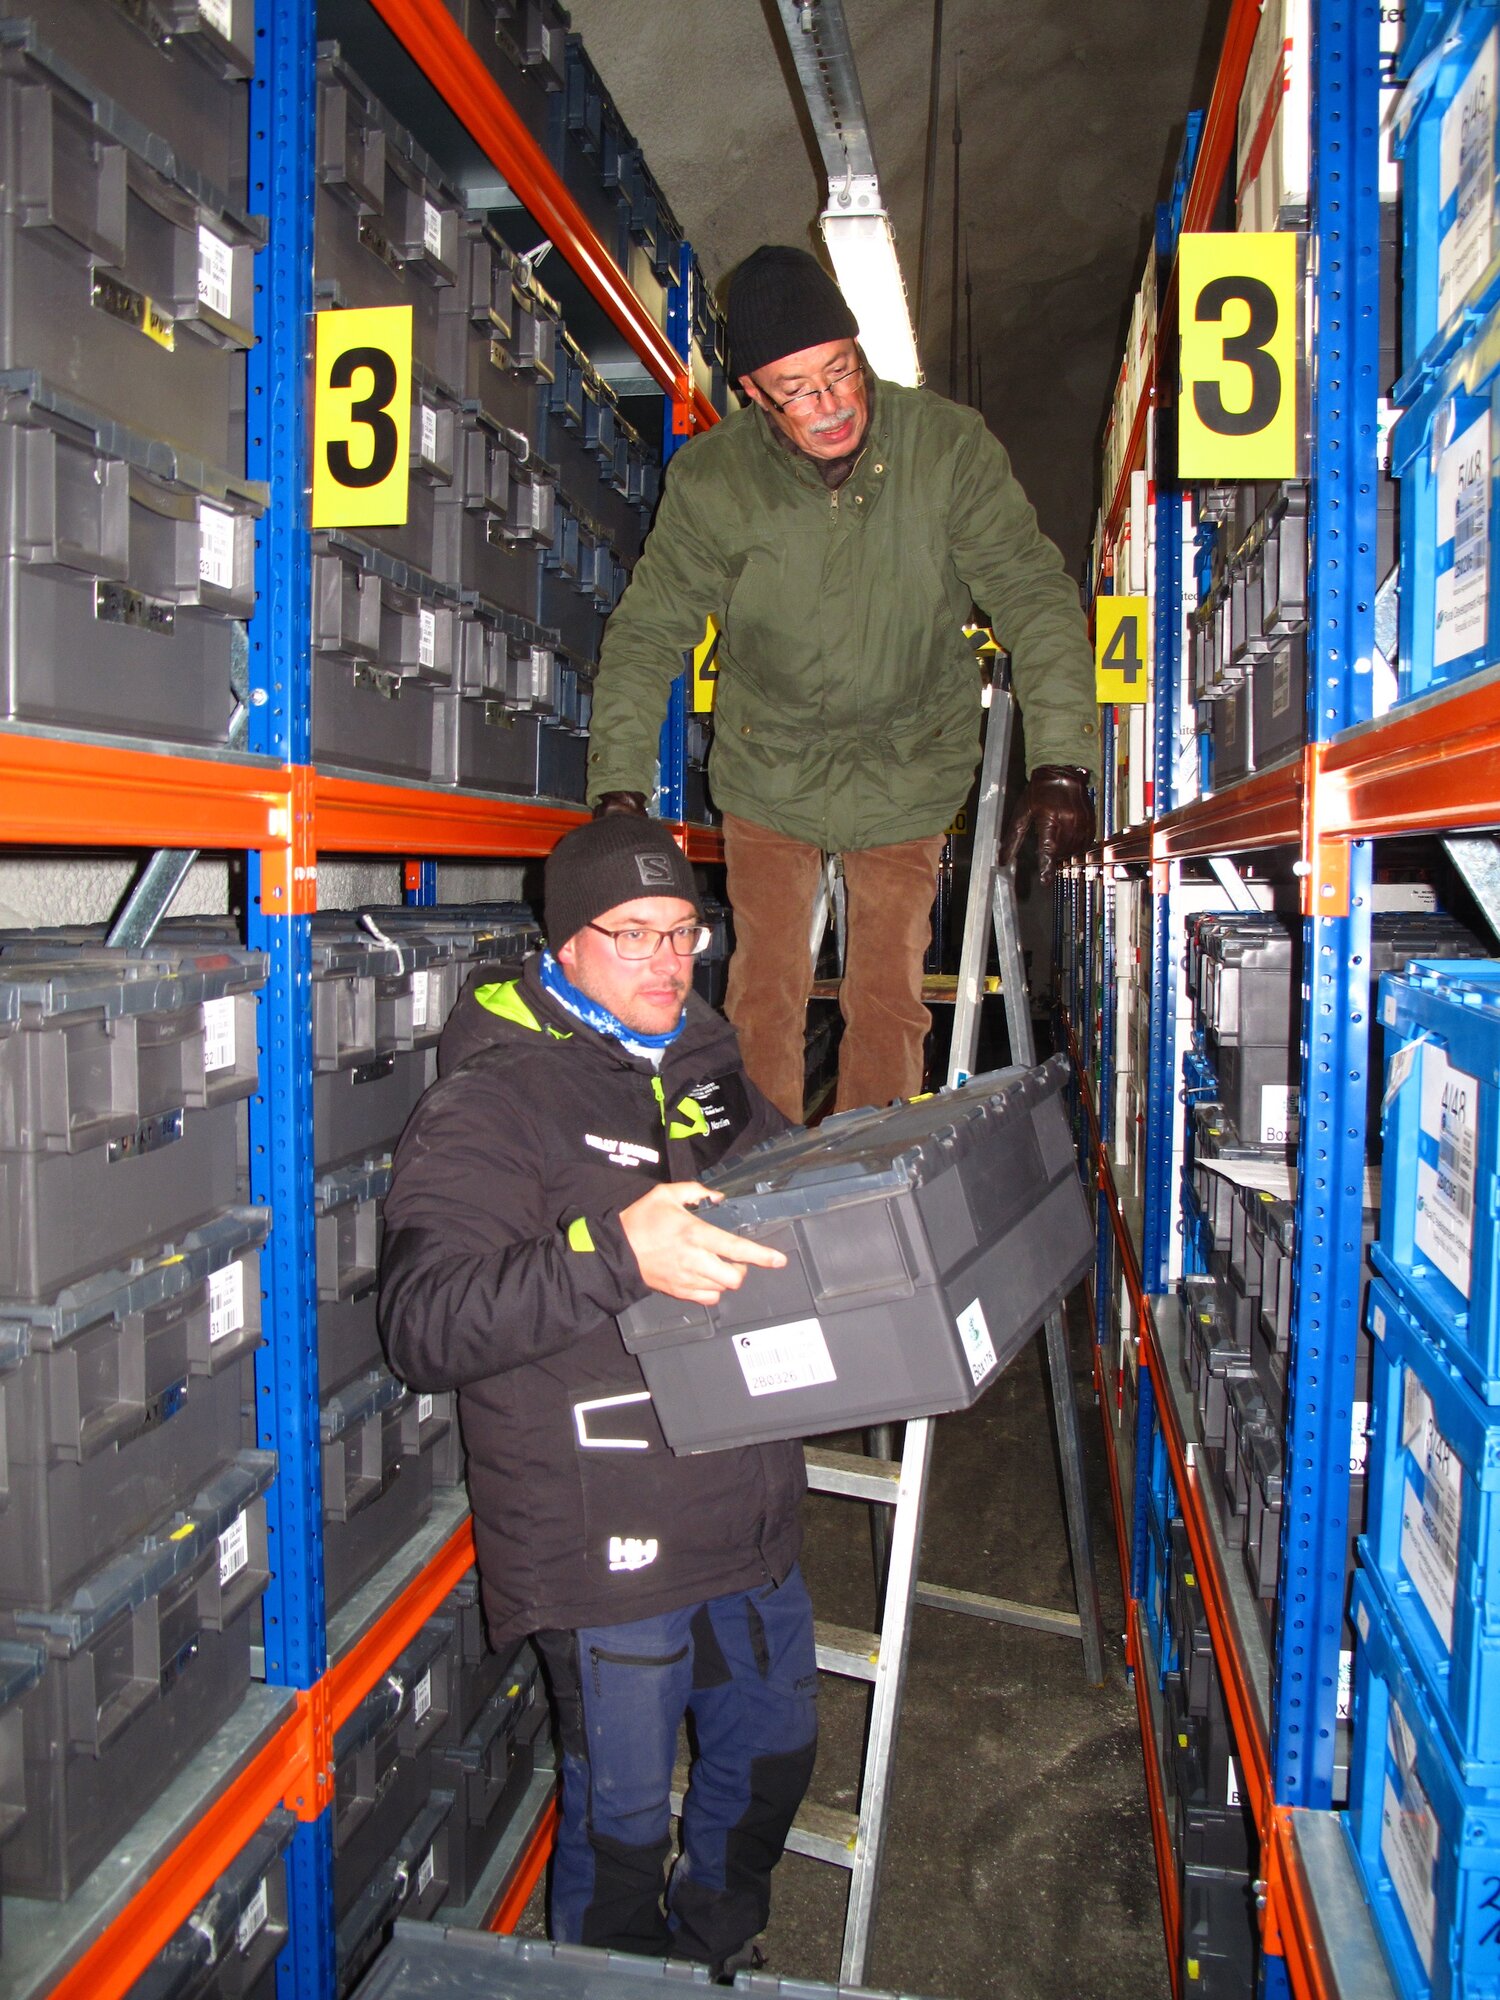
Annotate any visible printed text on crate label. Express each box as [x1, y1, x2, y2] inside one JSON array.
[[220, 1509, 250, 1587], [732, 1320, 837, 1398], [1415, 1043, 1478, 1294], [956, 1298, 997, 1385], [1400, 1371, 1463, 1651], [203, 995, 237, 1073], [210, 1262, 245, 1345], [1382, 1703, 1439, 1978]]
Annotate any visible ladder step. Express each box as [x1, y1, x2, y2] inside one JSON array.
[[807, 975, 1001, 1004], [803, 1444, 901, 1503], [814, 1618, 879, 1681], [669, 1762, 859, 1870], [913, 1580, 1083, 1637]]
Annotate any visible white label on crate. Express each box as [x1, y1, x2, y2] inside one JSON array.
[[413, 1668, 432, 1724], [955, 1298, 998, 1385], [1415, 1044, 1478, 1295], [1400, 1374, 1462, 1650], [1439, 30, 1498, 328], [731, 1319, 837, 1398], [236, 1874, 269, 1957], [199, 504, 237, 594], [423, 200, 444, 258], [197, 224, 235, 319], [1259, 1084, 1294, 1146], [209, 1260, 245, 1345], [1382, 1704, 1439, 1978], [200, 0, 235, 37], [418, 1847, 435, 1896], [418, 607, 437, 671], [1337, 1646, 1354, 1723], [1435, 408, 1491, 669], [219, 1508, 250, 1587], [1226, 1755, 1241, 1809], [417, 1393, 434, 1425], [1351, 1399, 1370, 1477], [202, 994, 237, 1073], [420, 401, 438, 465], [410, 970, 430, 1030], [1386, 1039, 1417, 1096], [1271, 648, 1292, 718]]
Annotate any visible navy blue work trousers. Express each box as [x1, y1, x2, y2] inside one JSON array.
[[534, 1565, 818, 1967]]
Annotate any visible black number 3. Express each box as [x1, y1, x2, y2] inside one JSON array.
[[1193, 276, 1281, 438], [327, 345, 400, 488]]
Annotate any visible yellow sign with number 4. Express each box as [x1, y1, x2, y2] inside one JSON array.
[[1095, 596, 1150, 704], [1178, 232, 1299, 481], [312, 306, 413, 528]]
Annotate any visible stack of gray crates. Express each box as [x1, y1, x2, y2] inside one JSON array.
[[0, 7, 263, 752], [0, 936, 276, 1903]]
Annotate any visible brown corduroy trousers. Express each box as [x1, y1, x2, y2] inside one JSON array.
[[721, 812, 945, 1123]]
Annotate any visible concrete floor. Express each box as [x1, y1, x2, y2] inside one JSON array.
[[519, 1302, 1170, 2000]]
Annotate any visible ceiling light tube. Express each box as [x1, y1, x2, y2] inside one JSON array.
[[820, 206, 923, 387]]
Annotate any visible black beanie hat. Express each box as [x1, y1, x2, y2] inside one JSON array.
[[726, 245, 860, 381], [544, 816, 701, 950]]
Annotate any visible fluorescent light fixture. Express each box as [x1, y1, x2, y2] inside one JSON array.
[[820, 204, 922, 387]]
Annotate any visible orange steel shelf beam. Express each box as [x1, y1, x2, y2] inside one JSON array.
[[1103, 374, 1154, 549], [677, 822, 724, 864], [311, 773, 587, 857], [1129, 1602, 1184, 2000], [367, 0, 715, 433], [1153, 761, 1302, 863], [0, 731, 291, 853], [327, 1514, 478, 1731], [47, 1703, 310, 2000], [1181, 0, 1265, 238], [1316, 672, 1500, 840]]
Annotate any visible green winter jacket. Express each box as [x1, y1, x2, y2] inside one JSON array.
[[586, 378, 1100, 852]]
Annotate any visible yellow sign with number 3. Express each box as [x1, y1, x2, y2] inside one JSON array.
[[1095, 596, 1150, 704], [311, 306, 413, 528], [1178, 232, 1299, 481]]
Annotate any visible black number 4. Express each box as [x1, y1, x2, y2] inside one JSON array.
[[1193, 275, 1281, 438], [1103, 613, 1144, 684], [327, 345, 400, 489]]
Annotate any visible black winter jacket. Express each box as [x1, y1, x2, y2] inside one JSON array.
[[378, 957, 806, 1646]]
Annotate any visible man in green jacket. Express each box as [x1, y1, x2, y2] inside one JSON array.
[[588, 244, 1099, 1122]]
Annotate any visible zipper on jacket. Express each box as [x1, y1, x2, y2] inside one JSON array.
[[830, 442, 869, 514]]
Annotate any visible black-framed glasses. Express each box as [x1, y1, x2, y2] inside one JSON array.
[[756, 361, 865, 414], [585, 921, 713, 960]]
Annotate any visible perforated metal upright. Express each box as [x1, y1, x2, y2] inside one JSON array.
[[1272, 0, 1380, 1814], [655, 243, 695, 821]]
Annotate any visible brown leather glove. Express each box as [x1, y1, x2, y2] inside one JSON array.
[[591, 790, 649, 818], [998, 766, 1095, 885]]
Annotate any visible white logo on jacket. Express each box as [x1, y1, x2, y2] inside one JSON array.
[[586, 1133, 661, 1168], [608, 1535, 660, 1572]]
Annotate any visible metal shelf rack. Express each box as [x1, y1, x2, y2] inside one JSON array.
[[0, 0, 723, 1990]]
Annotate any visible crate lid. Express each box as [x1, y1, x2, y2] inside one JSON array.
[[321, 1367, 408, 1442], [14, 1450, 275, 1651], [0, 1639, 45, 1711], [311, 915, 454, 978], [698, 1058, 1070, 1222], [132, 1807, 296, 2000], [0, 1207, 269, 1349], [0, 947, 266, 1027], [315, 1157, 395, 1214]]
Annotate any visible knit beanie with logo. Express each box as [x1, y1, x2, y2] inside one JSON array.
[[543, 815, 701, 949]]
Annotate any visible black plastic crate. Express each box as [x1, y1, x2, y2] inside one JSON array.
[[619, 1059, 1093, 1451], [313, 1048, 433, 1175], [123, 1806, 294, 2000], [321, 1368, 439, 1614], [433, 1649, 545, 1907]]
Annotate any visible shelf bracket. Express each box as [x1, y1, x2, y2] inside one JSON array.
[[1301, 740, 1351, 919]]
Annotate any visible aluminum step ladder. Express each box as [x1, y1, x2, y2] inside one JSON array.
[[751, 685, 1106, 1984]]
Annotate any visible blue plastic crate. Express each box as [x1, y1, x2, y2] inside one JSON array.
[[1392, 315, 1500, 699], [1402, 0, 1466, 78], [1364, 1274, 1500, 1785], [1348, 1566, 1500, 2000], [1395, 2, 1500, 396], [1374, 960, 1500, 1396]]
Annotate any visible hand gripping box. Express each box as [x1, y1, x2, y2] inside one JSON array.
[[617, 1058, 1093, 1453]]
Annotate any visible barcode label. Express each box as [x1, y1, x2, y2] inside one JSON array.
[[413, 1668, 432, 1723], [419, 608, 436, 670], [423, 200, 444, 256], [209, 1261, 245, 1344], [410, 970, 430, 1029], [197, 225, 235, 318], [417, 1392, 434, 1424], [1400, 1373, 1463, 1651], [219, 1508, 250, 1586], [417, 1847, 435, 1895], [203, 994, 237, 1071], [421, 402, 438, 463], [1415, 1044, 1478, 1295], [236, 1875, 269, 1956], [199, 505, 237, 593], [731, 1319, 837, 1398]]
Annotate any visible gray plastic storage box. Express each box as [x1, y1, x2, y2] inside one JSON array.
[[617, 1059, 1093, 1452], [15, 0, 255, 207], [123, 1805, 293, 2000], [321, 1367, 440, 1613], [313, 1047, 433, 1173], [350, 1925, 935, 1999], [432, 1649, 546, 1908], [431, 694, 544, 793], [5, 1448, 274, 1899], [333, 1623, 448, 1912], [0, 1206, 266, 1610], [0, 26, 260, 467], [0, 1636, 44, 1922], [0, 373, 264, 744], [338, 1792, 455, 1999], [310, 920, 460, 1068]]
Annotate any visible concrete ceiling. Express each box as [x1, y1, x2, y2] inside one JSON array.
[[560, 0, 1231, 575]]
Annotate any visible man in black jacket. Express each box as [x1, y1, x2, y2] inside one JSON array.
[[379, 815, 817, 1972]]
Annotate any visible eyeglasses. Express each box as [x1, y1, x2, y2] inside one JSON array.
[[756, 361, 865, 414], [585, 921, 713, 960]]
